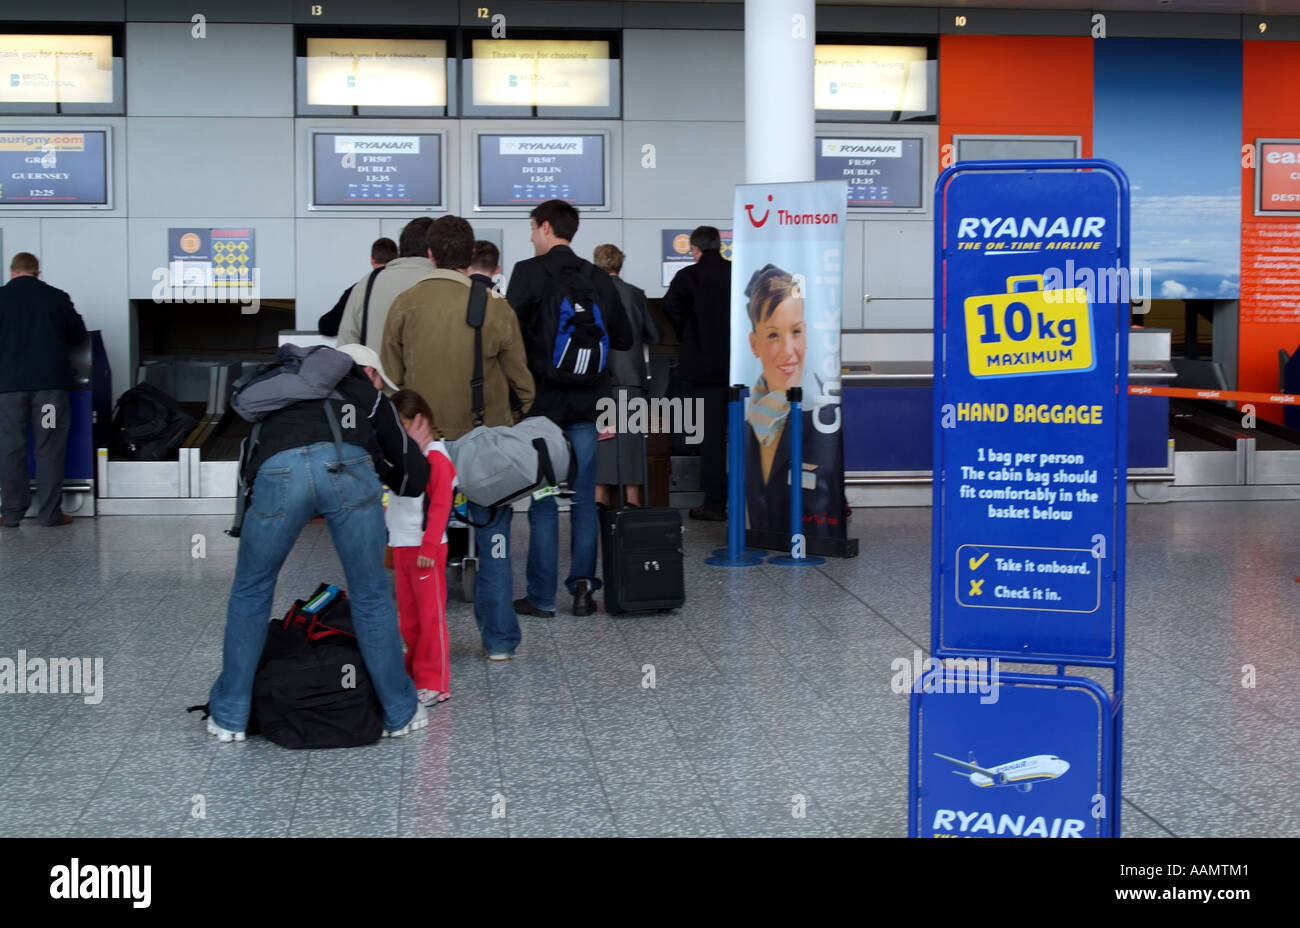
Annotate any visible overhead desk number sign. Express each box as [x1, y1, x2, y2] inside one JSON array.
[[934, 164, 1128, 661]]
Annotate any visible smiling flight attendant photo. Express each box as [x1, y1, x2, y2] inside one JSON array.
[[743, 264, 838, 535]]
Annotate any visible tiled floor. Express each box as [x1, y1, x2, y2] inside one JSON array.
[[1, 500, 1297, 837]]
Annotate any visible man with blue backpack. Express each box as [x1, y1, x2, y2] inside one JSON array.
[[507, 200, 633, 617]]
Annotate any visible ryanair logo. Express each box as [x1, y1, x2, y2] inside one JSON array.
[[821, 139, 902, 158], [500, 137, 583, 155], [334, 136, 419, 155]]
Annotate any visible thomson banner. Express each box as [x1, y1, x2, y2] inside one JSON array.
[[730, 180, 849, 553]]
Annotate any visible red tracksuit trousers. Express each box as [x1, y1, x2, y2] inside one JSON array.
[[392, 545, 450, 693]]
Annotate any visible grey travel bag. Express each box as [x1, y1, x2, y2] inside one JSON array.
[[449, 280, 576, 515]]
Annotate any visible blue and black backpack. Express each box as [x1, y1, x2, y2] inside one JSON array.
[[542, 262, 610, 386]]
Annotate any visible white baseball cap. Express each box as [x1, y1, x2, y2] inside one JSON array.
[[334, 343, 398, 392]]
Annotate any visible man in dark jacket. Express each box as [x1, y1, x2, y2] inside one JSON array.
[[506, 200, 633, 617], [662, 226, 731, 520], [469, 239, 502, 291], [0, 252, 88, 527], [317, 237, 397, 337], [204, 345, 432, 742]]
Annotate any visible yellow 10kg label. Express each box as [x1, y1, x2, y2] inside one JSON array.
[[963, 275, 1094, 378]]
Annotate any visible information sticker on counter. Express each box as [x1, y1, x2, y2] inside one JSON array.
[[932, 162, 1130, 662]]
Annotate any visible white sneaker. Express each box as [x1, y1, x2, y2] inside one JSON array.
[[486, 652, 512, 662], [383, 703, 429, 738], [207, 719, 246, 742], [417, 688, 448, 708]]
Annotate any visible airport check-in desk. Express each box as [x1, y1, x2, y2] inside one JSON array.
[[96, 328, 1300, 513], [96, 333, 335, 515], [840, 328, 1177, 506]]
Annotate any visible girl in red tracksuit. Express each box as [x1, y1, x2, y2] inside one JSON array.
[[388, 390, 457, 707]]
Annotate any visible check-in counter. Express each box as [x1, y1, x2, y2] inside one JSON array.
[[840, 328, 1176, 490], [97, 359, 257, 514], [98, 334, 333, 514]]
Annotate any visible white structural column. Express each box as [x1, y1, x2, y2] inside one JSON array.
[[745, 0, 816, 184]]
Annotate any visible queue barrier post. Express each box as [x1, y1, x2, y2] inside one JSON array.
[[707, 384, 763, 567], [768, 387, 824, 567]]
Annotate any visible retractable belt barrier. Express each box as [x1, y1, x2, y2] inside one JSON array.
[[1128, 384, 1300, 406]]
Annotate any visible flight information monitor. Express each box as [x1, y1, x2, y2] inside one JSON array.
[[476, 133, 607, 210], [0, 128, 110, 207], [310, 131, 443, 209], [815, 137, 923, 209]]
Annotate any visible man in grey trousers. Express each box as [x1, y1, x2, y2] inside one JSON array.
[[0, 252, 87, 527]]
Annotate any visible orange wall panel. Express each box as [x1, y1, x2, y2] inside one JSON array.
[[1239, 42, 1300, 414], [939, 35, 1093, 167]]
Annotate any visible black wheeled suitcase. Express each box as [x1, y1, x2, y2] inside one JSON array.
[[599, 428, 685, 614]]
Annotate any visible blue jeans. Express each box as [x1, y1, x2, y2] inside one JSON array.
[[208, 442, 417, 733], [469, 500, 520, 655], [526, 420, 600, 611]]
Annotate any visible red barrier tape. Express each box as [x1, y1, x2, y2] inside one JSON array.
[[1128, 385, 1300, 406]]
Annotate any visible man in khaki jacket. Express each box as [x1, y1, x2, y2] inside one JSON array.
[[382, 215, 534, 661]]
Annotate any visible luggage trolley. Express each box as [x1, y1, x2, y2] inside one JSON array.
[[447, 490, 477, 603]]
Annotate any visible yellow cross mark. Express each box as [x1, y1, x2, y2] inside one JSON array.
[[968, 579, 984, 597]]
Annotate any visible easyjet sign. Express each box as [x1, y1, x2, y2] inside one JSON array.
[[1258, 140, 1300, 213]]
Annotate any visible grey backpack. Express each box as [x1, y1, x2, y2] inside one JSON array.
[[449, 415, 575, 510], [230, 344, 352, 422], [226, 344, 354, 537], [449, 280, 576, 515]]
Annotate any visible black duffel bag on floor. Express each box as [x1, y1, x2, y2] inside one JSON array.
[[248, 584, 384, 749]]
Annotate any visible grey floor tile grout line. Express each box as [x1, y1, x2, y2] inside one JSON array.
[[517, 621, 619, 838], [479, 620, 510, 836], [688, 563, 938, 835], [75, 610, 224, 825], [670, 601, 814, 837], [610, 610, 718, 838], [814, 567, 929, 653], [1121, 796, 1179, 838]]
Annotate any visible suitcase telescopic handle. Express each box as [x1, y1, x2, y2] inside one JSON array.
[[1006, 275, 1045, 293]]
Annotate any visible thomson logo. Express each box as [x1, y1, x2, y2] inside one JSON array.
[[50, 859, 151, 908], [501, 137, 583, 155], [821, 139, 902, 158], [744, 194, 773, 227], [744, 193, 840, 228]]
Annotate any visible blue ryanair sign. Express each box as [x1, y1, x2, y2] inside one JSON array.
[[911, 160, 1130, 838], [932, 162, 1128, 661]]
